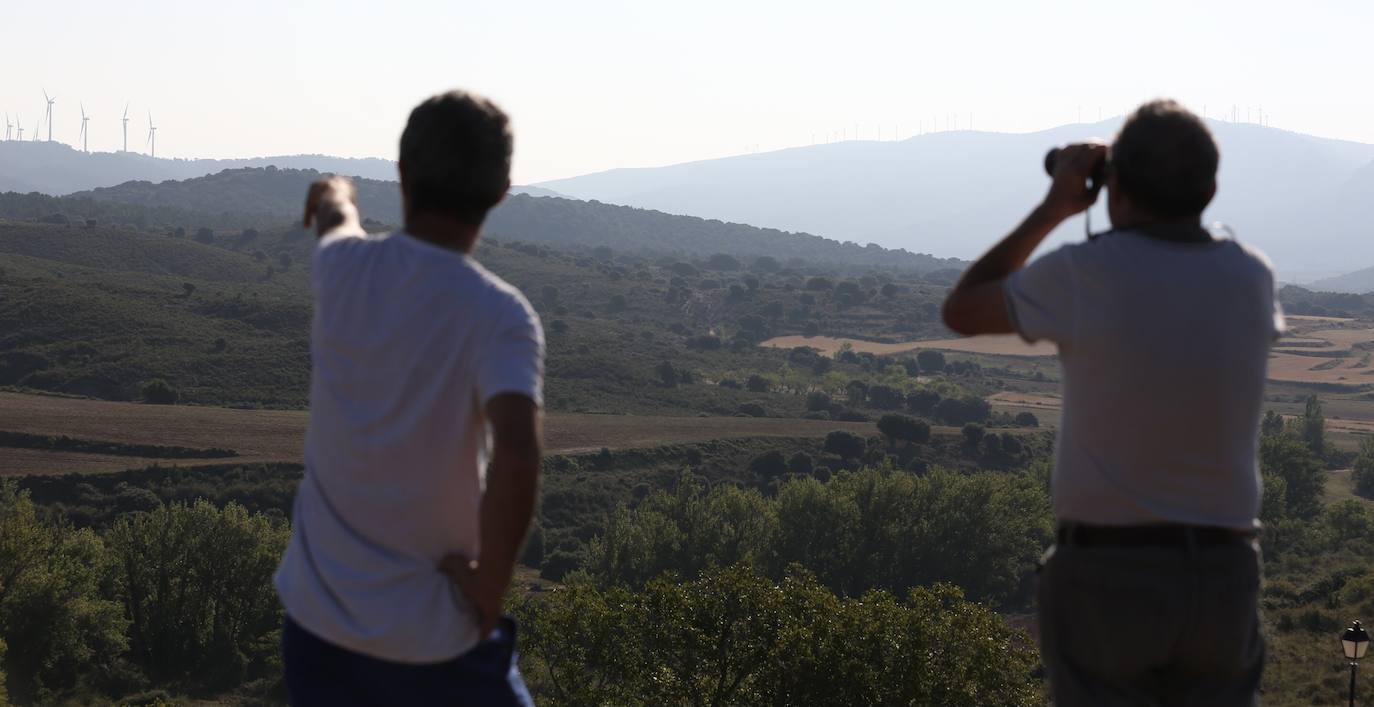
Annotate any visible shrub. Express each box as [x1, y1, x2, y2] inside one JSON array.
[[824, 431, 866, 459], [749, 451, 789, 478], [141, 379, 179, 405], [737, 402, 768, 418]]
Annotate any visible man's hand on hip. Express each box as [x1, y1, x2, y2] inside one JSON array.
[[439, 554, 502, 638]]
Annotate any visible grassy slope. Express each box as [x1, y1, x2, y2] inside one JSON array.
[[0, 216, 969, 414]]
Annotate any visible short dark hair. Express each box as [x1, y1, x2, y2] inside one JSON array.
[[1110, 100, 1218, 218], [399, 90, 512, 225]]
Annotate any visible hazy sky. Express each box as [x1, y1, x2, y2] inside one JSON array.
[[3, 0, 1371, 184]]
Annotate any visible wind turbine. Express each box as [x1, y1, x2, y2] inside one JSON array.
[[78, 103, 90, 153], [43, 90, 55, 142], [12, 114, 20, 142], [4, 113, 11, 141], [32, 118, 40, 141], [146, 111, 157, 158], [121, 103, 130, 152]]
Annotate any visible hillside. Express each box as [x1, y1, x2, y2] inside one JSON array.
[[0, 210, 979, 411], [1312, 264, 1374, 294], [0, 139, 397, 195], [18, 167, 962, 272], [537, 119, 1374, 273]]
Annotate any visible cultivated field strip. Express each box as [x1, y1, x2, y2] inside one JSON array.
[[0, 392, 882, 476], [761, 334, 1057, 357]]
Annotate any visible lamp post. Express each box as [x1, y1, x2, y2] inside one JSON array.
[[1343, 620, 1370, 707]]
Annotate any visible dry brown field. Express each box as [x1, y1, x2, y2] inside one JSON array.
[[1268, 325, 1374, 386], [767, 322, 1374, 388], [761, 334, 1056, 357], [0, 391, 880, 476], [987, 392, 1063, 410]]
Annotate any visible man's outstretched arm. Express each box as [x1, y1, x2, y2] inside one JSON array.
[[442, 393, 542, 638], [941, 142, 1105, 336], [303, 175, 364, 238]]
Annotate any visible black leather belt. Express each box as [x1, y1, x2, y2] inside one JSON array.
[[1057, 523, 1255, 548]]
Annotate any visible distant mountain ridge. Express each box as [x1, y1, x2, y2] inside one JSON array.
[[537, 119, 1374, 271], [10, 167, 961, 272], [1312, 264, 1374, 294], [0, 140, 399, 195]]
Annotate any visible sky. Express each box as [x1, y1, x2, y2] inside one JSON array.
[[2, 0, 1372, 184]]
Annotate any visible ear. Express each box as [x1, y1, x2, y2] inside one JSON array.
[[494, 179, 511, 206], [398, 161, 410, 213]]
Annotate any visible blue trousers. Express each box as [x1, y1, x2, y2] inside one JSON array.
[[282, 616, 535, 707]]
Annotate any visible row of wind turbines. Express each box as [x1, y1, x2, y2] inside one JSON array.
[[3, 91, 158, 158]]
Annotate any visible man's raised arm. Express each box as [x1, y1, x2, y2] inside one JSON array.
[[941, 142, 1105, 336], [303, 175, 364, 238], [442, 393, 542, 638]]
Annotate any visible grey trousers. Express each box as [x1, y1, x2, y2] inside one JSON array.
[[1036, 540, 1265, 707]]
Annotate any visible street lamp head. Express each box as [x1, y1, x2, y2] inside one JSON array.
[[1343, 620, 1370, 661]]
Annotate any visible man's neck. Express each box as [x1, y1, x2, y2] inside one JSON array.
[[1114, 216, 1212, 244], [404, 212, 481, 254]]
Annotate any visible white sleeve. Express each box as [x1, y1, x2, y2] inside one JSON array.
[[1002, 245, 1079, 344], [477, 292, 545, 407], [310, 233, 366, 297]]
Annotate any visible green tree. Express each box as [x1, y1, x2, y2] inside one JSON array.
[[878, 414, 931, 445], [748, 450, 788, 478], [0, 481, 127, 703], [105, 501, 289, 690], [583, 472, 776, 590], [1352, 436, 1374, 499], [513, 564, 1045, 707], [1261, 433, 1326, 520], [1297, 394, 1328, 458], [1261, 409, 1286, 437], [786, 452, 814, 475], [140, 379, 178, 405], [823, 430, 866, 459], [917, 349, 946, 373]]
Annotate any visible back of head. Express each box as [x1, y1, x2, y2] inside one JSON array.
[[399, 90, 512, 226], [1111, 100, 1219, 219]]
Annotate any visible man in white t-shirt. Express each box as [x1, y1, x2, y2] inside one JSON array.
[[275, 90, 543, 706], [943, 100, 1280, 706]]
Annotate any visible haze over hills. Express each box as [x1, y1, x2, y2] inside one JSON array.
[[536, 119, 1374, 274], [0, 140, 399, 195], [1311, 265, 1374, 294]]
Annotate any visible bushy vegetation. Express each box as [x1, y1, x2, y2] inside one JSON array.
[[0, 482, 286, 705], [512, 564, 1045, 707], [582, 466, 1052, 608]]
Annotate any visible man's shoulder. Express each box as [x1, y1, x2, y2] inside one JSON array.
[[1228, 240, 1277, 277], [467, 258, 538, 322]]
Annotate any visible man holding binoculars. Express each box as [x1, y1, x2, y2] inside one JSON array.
[[943, 99, 1282, 706]]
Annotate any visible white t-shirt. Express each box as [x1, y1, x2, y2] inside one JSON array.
[[275, 230, 544, 663], [1003, 230, 1284, 530]]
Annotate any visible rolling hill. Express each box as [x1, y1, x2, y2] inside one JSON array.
[[537, 119, 1374, 273], [1311, 265, 1374, 294], [13, 167, 962, 272]]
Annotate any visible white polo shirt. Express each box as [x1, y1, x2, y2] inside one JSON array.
[[275, 230, 543, 663], [1004, 230, 1284, 530]]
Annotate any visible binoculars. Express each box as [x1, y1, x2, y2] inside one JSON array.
[[1044, 146, 1108, 196]]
